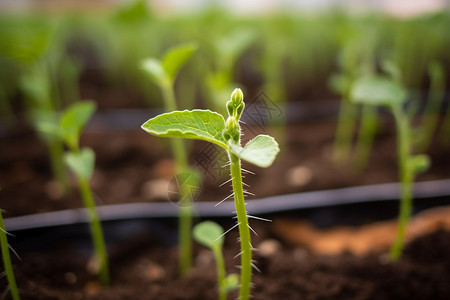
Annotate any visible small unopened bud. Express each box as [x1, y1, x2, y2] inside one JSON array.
[[226, 101, 234, 116], [231, 88, 243, 106], [235, 102, 245, 119], [225, 116, 238, 132]]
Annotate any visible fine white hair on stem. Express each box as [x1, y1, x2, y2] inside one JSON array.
[[247, 224, 258, 236], [9, 245, 21, 261], [215, 222, 240, 242], [242, 182, 250, 187], [241, 168, 255, 175], [247, 215, 272, 222], [251, 262, 261, 273], [222, 161, 231, 168], [219, 177, 233, 187], [234, 251, 243, 259], [215, 192, 235, 207], [243, 190, 255, 196], [0, 227, 14, 237]]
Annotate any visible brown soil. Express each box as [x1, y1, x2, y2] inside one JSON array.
[[6, 217, 450, 300], [1, 120, 448, 218]]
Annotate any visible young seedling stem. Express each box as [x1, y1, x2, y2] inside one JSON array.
[[0, 211, 21, 300], [58, 102, 110, 285], [351, 75, 429, 261], [193, 221, 238, 300], [142, 88, 279, 299], [141, 43, 197, 276]]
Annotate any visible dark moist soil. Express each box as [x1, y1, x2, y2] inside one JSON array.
[[6, 224, 450, 300], [1, 120, 449, 218]]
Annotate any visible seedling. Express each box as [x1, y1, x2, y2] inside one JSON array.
[[142, 88, 279, 299], [41, 101, 109, 285], [0, 210, 21, 300], [141, 43, 198, 276], [193, 221, 239, 300], [21, 65, 69, 196], [351, 76, 429, 261], [329, 43, 359, 166], [418, 61, 445, 152]]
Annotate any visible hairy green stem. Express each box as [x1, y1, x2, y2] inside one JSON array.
[[0, 212, 21, 300], [212, 245, 226, 300], [230, 153, 252, 300], [354, 105, 377, 172], [78, 177, 110, 285], [389, 106, 413, 261], [161, 80, 192, 276]]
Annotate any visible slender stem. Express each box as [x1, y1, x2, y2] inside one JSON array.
[[230, 153, 252, 300], [178, 205, 192, 276], [419, 76, 444, 152], [354, 105, 377, 172], [48, 140, 68, 194], [78, 177, 110, 285], [161, 80, 192, 276], [389, 106, 413, 261], [0, 213, 21, 300], [212, 246, 226, 300], [333, 98, 357, 165]]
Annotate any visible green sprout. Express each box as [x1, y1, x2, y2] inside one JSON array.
[[142, 88, 279, 299], [418, 60, 445, 152], [141, 43, 198, 277], [0, 210, 21, 300], [41, 101, 109, 285], [351, 76, 430, 261], [193, 221, 239, 300]]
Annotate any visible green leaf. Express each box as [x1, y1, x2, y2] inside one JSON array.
[[408, 154, 430, 174], [114, 0, 150, 24], [222, 274, 239, 293], [351, 76, 406, 108], [64, 148, 95, 180], [31, 110, 62, 141], [60, 101, 96, 148], [141, 58, 167, 84], [230, 135, 279, 168], [193, 221, 224, 249], [141, 110, 228, 149], [162, 43, 197, 81]]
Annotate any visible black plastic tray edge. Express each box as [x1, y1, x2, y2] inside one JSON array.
[[5, 179, 450, 232]]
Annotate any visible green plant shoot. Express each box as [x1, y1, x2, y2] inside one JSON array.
[[0, 210, 21, 300], [193, 221, 239, 300], [418, 61, 445, 152], [142, 88, 279, 299], [41, 101, 109, 285], [21, 66, 69, 196], [351, 76, 430, 261], [141, 43, 198, 277]]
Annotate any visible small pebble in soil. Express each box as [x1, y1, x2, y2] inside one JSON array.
[[45, 180, 64, 200], [258, 239, 281, 257], [84, 281, 101, 296], [286, 165, 313, 187], [152, 159, 177, 179], [64, 272, 77, 284], [142, 179, 170, 201], [196, 250, 215, 267], [144, 262, 166, 282], [86, 255, 100, 275]]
